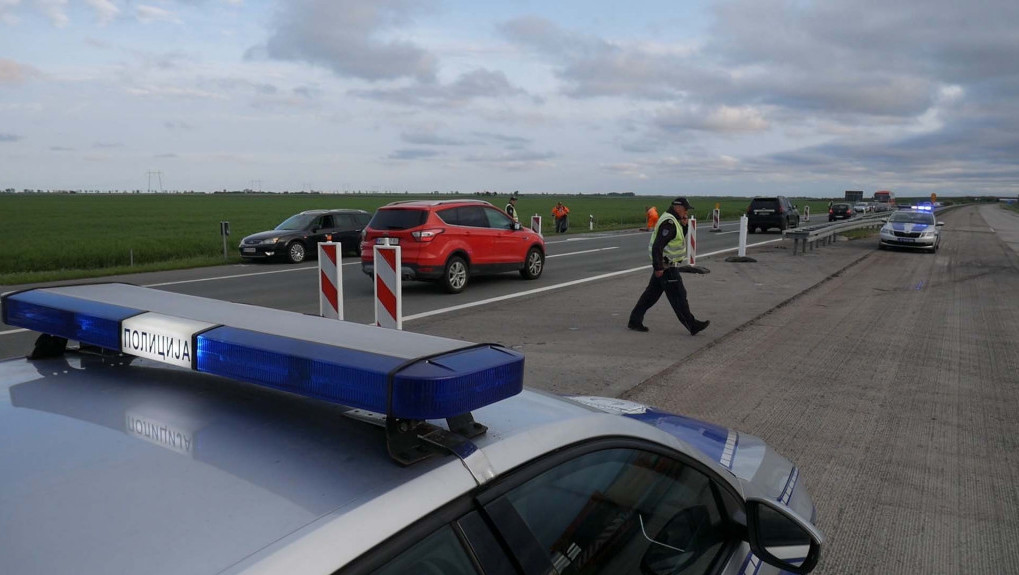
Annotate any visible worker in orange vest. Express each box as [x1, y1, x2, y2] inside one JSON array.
[[645, 205, 659, 230], [552, 202, 570, 233]]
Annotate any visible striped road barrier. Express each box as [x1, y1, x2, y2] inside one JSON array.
[[318, 242, 343, 320], [687, 216, 698, 266], [373, 240, 402, 329]]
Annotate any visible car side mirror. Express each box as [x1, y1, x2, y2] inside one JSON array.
[[746, 498, 823, 574], [513, 222, 522, 231], [936, 221, 945, 227]]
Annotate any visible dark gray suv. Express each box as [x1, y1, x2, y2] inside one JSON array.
[[747, 196, 800, 233]]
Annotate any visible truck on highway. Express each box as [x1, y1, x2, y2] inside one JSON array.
[[845, 190, 864, 202], [874, 190, 895, 205]]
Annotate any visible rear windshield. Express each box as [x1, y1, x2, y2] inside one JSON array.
[[750, 198, 779, 209], [369, 209, 428, 230]]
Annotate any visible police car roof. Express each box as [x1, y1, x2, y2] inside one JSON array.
[[0, 352, 673, 574], [0, 283, 712, 573]]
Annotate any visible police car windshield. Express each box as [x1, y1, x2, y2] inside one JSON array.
[[889, 211, 935, 224], [275, 213, 318, 231]]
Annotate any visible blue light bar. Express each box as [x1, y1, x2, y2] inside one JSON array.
[[392, 345, 524, 419], [195, 326, 402, 413], [196, 327, 523, 419], [1, 290, 140, 350], [2, 284, 525, 421]]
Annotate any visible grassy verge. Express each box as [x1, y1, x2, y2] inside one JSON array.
[[0, 255, 241, 286], [841, 228, 879, 240], [0, 192, 849, 285]]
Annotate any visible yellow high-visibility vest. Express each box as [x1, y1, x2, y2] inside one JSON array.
[[649, 212, 686, 265]]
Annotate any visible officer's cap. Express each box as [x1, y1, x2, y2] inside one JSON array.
[[671, 197, 694, 209]]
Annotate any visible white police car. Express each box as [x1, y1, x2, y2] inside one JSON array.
[[1, 284, 822, 575], [878, 205, 943, 252]]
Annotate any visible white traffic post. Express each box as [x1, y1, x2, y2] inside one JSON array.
[[804, 205, 810, 222], [531, 214, 543, 237], [738, 215, 748, 258], [589, 214, 594, 230], [318, 242, 343, 320], [373, 239, 402, 330], [687, 216, 697, 266], [711, 208, 721, 232]]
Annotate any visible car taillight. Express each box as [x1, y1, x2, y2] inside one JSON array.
[[829, 209, 834, 214], [411, 228, 445, 242]]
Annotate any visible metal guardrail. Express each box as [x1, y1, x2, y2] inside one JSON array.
[[783, 213, 886, 255]]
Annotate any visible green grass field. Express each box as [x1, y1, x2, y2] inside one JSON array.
[[0, 192, 914, 285]]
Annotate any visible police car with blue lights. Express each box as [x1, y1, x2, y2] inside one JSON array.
[[1, 284, 822, 575], [878, 204, 944, 252]]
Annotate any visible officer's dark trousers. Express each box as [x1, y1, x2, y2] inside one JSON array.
[[628, 267, 696, 331]]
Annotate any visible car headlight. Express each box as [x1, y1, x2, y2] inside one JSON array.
[[261, 237, 280, 245]]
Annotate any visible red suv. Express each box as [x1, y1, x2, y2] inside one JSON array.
[[360, 199, 546, 293]]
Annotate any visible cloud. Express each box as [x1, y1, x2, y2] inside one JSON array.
[[85, 0, 118, 24], [654, 105, 769, 134], [401, 131, 467, 146], [136, 5, 179, 24], [0, 59, 39, 84], [50, 146, 74, 151], [388, 149, 441, 160], [0, 133, 23, 142], [499, 16, 712, 101], [261, 0, 437, 82], [350, 68, 524, 107], [164, 120, 194, 130], [462, 150, 556, 171], [129, 86, 225, 99], [38, 0, 69, 27], [602, 162, 649, 180], [472, 132, 532, 150]]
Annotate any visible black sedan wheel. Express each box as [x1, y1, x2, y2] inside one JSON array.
[[287, 241, 307, 264]]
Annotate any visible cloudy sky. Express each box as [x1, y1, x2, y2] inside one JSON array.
[[1, 0, 1017, 196]]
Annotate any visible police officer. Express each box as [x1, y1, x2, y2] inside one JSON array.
[[506, 194, 519, 223], [627, 197, 710, 335]]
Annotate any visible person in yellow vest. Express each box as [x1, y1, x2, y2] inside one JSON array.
[[505, 194, 519, 223], [645, 205, 659, 230], [627, 197, 710, 335]]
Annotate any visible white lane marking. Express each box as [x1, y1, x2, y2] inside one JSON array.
[[403, 239, 783, 322], [1, 239, 782, 335], [547, 247, 618, 258], [146, 261, 362, 287], [542, 232, 645, 244]]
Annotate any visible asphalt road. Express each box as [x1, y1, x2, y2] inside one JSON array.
[[394, 204, 1019, 574], [623, 204, 1019, 574], [2, 204, 1017, 573], [0, 219, 781, 359]]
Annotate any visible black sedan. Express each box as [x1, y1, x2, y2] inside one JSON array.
[[239, 209, 371, 263]]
